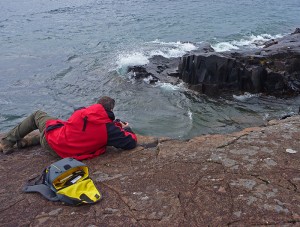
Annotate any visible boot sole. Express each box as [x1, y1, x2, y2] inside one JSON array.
[[0, 144, 15, 154]]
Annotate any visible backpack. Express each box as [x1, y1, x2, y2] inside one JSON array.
[[23, 158, 102, 205]]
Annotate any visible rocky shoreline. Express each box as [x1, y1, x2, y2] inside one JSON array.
[[128, 28, 300, 97], [0, 115, 299, 226], [1, 29, 300, 226]]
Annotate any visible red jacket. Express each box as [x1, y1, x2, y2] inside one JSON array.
[[45, 104, 137, 160]]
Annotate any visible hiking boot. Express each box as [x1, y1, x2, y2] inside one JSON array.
[[17, 133, 40, 149], [17, 138, 28, 149], [0, 139, 15, 154]]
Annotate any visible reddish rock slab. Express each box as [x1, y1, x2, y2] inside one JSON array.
[[0, 116, 299, 226]]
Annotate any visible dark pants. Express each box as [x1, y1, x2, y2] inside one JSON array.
[[3, 110, 58, 156]]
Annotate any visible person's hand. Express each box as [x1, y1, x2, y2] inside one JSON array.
[[121, 121, 129, 128]]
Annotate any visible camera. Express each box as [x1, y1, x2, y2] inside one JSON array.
[[114, 119, 126, 124]]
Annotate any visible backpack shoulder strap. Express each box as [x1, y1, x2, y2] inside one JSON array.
[[22, 171, 60, 202], [23, 184, 60, 202]]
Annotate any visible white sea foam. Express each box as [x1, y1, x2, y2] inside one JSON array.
[[187, 109, 193, 120], [156, 82, 181, 90], [263, 113, 270, 121], [154, 81, 188, 91], [151, 40, 197, 58], [212, 42, 239, 52], [116, 41, 197, 74], [212, 33, 284, 52], [233, 92, 260, 101], [143, 75, 157, 84], [117, 52, 149, 68], [149, 40, 197, 53], [149, 40, 197, 58]]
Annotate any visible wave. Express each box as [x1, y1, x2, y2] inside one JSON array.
[[154, 81, 185, 90], [187, 109, 193, 120], [212, 33, 283, 52], [233, 92, 261, 101], [0, 98, 11, 105], [116, 40, 197, 74], [147, 40, 198, 58], [46, 7, 76, 14], [117, 52, 150, 68], [116, 33, 284, 75]]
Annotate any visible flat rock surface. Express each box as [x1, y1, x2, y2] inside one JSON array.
[[0, 116, 300, 226]]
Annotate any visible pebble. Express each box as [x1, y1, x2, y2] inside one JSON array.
[[286, 148, 297, 154]]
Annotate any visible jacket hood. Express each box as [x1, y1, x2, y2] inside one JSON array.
[[79, 104, 114, 124]]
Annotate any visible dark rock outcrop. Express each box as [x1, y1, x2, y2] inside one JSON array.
[[177, 29, 300, 97], [1, 116, 300, 226], [126, 42, 215, 86], [127, 65, 160, 84], [128, 29, 300, 97], [127, 55, 181, 85]]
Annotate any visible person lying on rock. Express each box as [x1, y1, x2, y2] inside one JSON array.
[[0, 96, 137, 160]]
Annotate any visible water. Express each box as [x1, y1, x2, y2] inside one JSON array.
[[1, 0, 300, 139]]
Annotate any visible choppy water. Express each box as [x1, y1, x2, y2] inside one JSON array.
[[1, 0, 300, 139]]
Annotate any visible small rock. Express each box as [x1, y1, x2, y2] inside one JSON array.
[[37, 217, 49, 225], [233, 211, 242, 218], [103, 208, 119, 214], [286, 148, 297, 154], [218, 186, 226, 193], [49, 208, 62, 216]]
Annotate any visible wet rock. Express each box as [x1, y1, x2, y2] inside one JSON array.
[[127, 65, 159, 84], [291, 27, 300, 35], [126, 55, 181, 85], [177, 31, 300, 97], [0, 116, 300, 226], [128, 29, 300, 98], [264, 39, 278, 48]]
